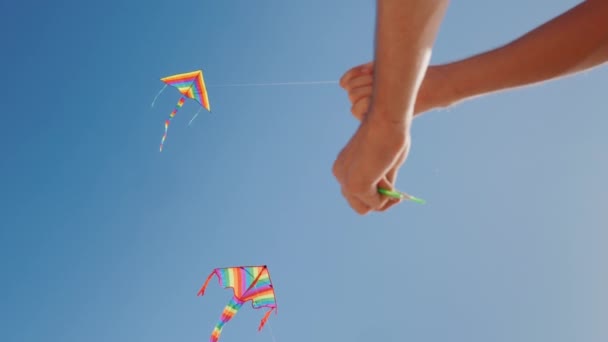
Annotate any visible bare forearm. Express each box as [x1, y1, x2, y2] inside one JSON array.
[[444, 0, 608, 103], [370, 0, 449, 126], [565, 40, 608, 75]]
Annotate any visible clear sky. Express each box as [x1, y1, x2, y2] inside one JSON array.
[[1, 0, 606, 341]]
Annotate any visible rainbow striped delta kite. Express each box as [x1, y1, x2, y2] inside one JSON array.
[[198, 265, 278, 342], [152, 70, 211, 151]]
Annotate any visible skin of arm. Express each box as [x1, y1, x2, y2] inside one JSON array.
[[564, 38, 608, 74], [332, 0, 449, 214], [342, 0, 608, 119], [368, 0, 450, 127], [441, 0, 608, 106], [336, 0, 606, 214]]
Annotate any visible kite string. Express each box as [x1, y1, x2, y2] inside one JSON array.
[[267, 321, 277, 342], [187, 107, 203, 126], [155, 79, 339, 143], [207, 80, 338, 87], [151, 84, 167, 107]]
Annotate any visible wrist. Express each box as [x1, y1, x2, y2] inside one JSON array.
[[364, 109, 411, 147], [367, 98, 414, 127], [434, 63, 468, 107]]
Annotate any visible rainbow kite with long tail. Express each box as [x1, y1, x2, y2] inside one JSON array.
[[198, 265, 278, 342], [151, 70, 211, 151]]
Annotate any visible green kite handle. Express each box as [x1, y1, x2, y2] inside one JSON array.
[[378, 188, 426, 204]]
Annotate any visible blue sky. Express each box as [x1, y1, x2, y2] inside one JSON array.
[[1, 0, 606, 341]]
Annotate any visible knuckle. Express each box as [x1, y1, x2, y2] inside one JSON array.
[[347, 93, 355, 103], [355, 207, 369, 215], [332, 161, 342, 180], [348, 90, 364, 104]]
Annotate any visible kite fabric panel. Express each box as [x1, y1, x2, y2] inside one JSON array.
[[160, 70, 210, 111], [198, 265, 278, 342]]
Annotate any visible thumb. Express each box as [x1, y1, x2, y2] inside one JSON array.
[[378, 176, 393, 191], [377, 177, 399, 202], [377, 177, 402, 211]]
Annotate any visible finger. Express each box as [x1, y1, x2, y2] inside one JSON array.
[[378, 179, 404, 212], [386, 167, 398, 184], [364, 194, 389, 212], [340, 62, 373, 88], [385, 150, 406, 184], [378, 197, 401, 211], [377, 176, 394, 194], [348, 86, 373, 104], [374, 176, 399, 211], [344, 74, 373, 92], [342, 175, 389, 212], [341, 188, 371, 215], [351, 97, 371, 121], [342, 190, 386, 213], [379, 149, 408, 211], [340, 68, 361, 88]]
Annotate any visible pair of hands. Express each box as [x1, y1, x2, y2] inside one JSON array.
[[332, 62, 454, 214]]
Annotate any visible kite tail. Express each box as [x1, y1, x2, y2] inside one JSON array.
[[258, 307, 276, 331], [150, 84, 167, 108], [159, 96, 186, 152], [197, 271, 216, 297], [210, 296, 244, 342], [188, 107, 203, 126]]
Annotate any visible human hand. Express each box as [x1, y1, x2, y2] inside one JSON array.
[[340, 61, 456, 120], [332, 113, 411, 215], [337, 62, 414, 213], [333, 60, 454, 214]]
